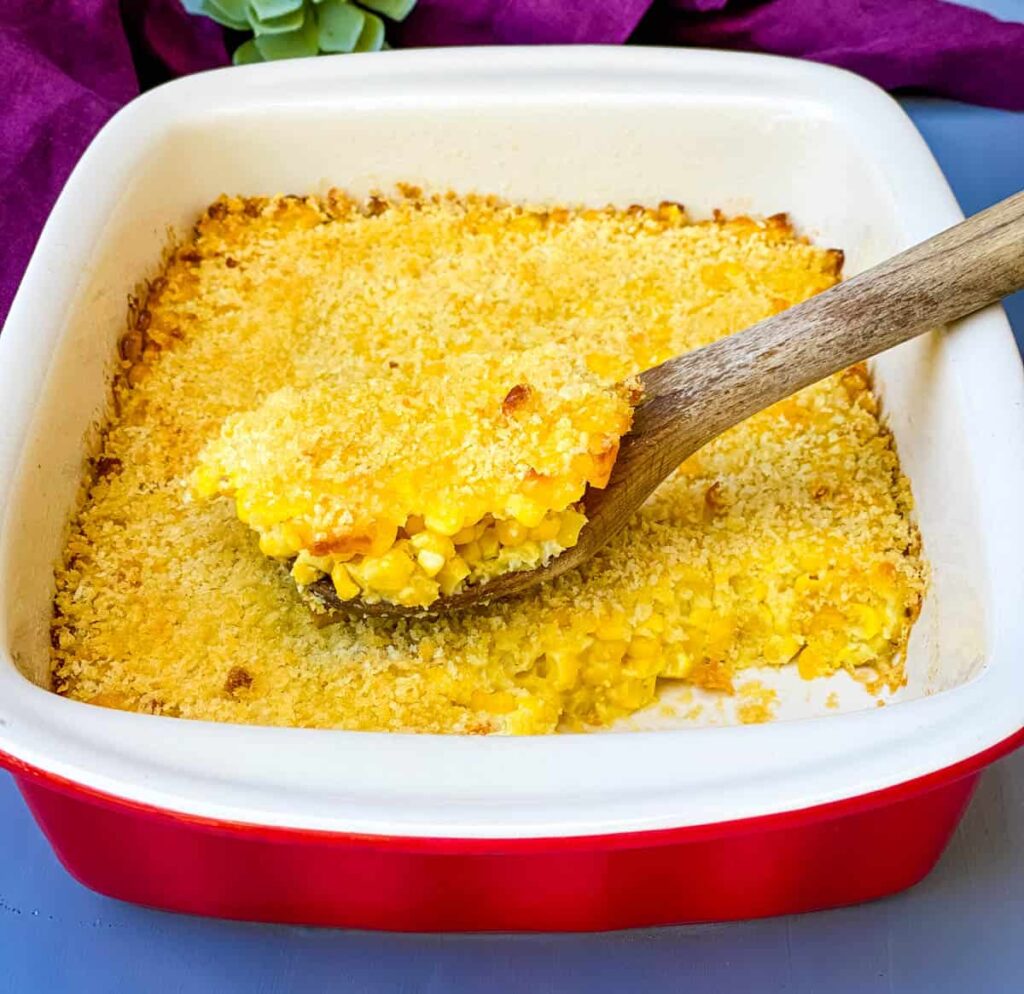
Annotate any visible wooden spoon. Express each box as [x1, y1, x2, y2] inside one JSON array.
[[309, 190, 1024, 620]]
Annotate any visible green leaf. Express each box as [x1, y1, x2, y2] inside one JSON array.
[[250, 0, 305, 18], [199, 0, 250, 30], [353, 10, 384, 51], [253, 8, 320, 58], [232, 39, 265, 65], [248, 3, 306, 34], [358, 0, 416, 22], [317, 0, 365, 52]]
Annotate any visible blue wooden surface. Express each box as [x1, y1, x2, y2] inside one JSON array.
[[1, 42, 1023, 994]]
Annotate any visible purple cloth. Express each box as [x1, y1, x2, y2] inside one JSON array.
[[394, 0, 652, 45], [397, 0, 1024, 111], [0, 1, 226, 327], [643, 0, 1024, 110], [2, 0, 1022, 328]]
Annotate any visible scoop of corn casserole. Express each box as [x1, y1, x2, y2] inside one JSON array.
[[50, 189, 925, 733], [190, 347, 636, 608]]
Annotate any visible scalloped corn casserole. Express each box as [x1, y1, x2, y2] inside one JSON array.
[[50, 189, 925, 733]]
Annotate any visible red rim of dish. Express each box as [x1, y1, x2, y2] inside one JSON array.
[[1, 726, 1021, 853]]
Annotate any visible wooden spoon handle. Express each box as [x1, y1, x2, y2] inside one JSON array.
[[637, 189, 1024, 462]]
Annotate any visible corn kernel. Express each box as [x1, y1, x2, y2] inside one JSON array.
[[547, 650, 580, 690], [495, 518, 528, 546], [848, 603, 881, 639], [797, 644, 827, 679], [459, 541, 482, 566], [470, 689, 518, 714], [556, 509, 587, 547], [505, 494, 547, 528], [360, 548, 416, 592], [234, 491, 255, 524], [764, 634, 803, 665], [424, 509, 464, 537], [290, 561, 323, 586], [660, 649, 694, 679], [627, 636, 661, 660], [451, 524, 478, 545], [259, 526, 302, 558], [809, 606, 844, 636], [636, 612, 665, 636], [437, 557, 471, 596], [190, 464, 223, 499], [594, 613, 629, 641], [609, 677, 654, 710], [478, 529, 500, 558], [410, 531, 455, 560], [368, 523, 399, 557], [416, 549, 446, 577], [399, 574, 440, 606], [330, 564, 360, 600], [588, 639, 628, 665], [530, 514, 561, 542], [403, 515, 426, 535]]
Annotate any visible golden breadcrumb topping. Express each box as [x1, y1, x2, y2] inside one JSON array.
[[50, 189, 925, 734], [191, 346, 635, 607]]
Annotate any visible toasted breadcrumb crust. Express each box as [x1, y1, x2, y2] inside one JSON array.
[[50, 189, 925, 734]]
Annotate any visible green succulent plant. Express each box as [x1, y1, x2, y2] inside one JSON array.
[[184, 0, 417, 64]]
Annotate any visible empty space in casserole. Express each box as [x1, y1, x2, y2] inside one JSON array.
[[49, 189, 925, 733]]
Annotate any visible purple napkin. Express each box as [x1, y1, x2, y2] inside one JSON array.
[[2, 0, 1022, 328], [642, 0, 1024, 110], [398, 0, 1024, 115], [394, 0, 652, 45], [0, 0, 226, 327]]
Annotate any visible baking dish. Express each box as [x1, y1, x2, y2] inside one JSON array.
[[1, 47, 1022, 931]]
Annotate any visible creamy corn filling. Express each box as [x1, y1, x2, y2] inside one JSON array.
[[49, 190, 925, 734], [191, 347, 635, 608]]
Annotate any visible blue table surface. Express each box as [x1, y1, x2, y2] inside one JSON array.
[[2, 38, 1024, 994]]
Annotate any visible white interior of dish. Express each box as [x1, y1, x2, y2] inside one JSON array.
[[0, 49, 1019, 836]]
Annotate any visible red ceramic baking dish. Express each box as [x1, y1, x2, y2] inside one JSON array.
[[1, 48, 1022, 931]]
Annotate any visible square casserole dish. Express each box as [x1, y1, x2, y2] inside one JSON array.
[[0, 48, 1022, 932]]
